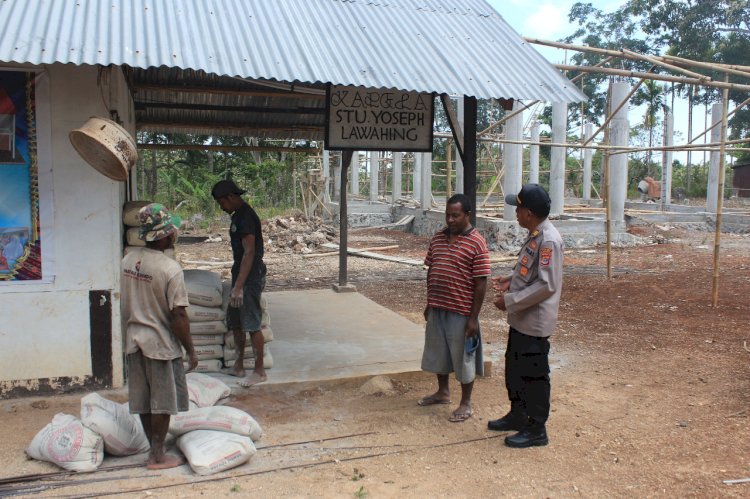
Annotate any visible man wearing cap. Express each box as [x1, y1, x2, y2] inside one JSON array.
[[211, 179, 267, 387], [418, 193, 490, 423], [121, 203, 197, 469], [489, 184, 563, 448]]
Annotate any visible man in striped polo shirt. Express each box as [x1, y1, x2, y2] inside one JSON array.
[[418, 193, 491, 422]]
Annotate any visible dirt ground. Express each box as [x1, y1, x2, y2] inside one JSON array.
[[1, 222, 749, 498]]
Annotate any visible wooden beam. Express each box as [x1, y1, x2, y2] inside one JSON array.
[[440, 94, 465, 159], [130, 83, 326, 100], [137, 122, 323, 134], [136, 102, 324, 115], [138, 143, 319, 153]]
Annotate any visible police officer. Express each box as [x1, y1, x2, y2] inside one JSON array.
[[489, 184, 563, 448]]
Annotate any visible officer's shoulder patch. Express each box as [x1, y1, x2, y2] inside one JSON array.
[[519, 266, 529, 277], [540, 247, 553, 267]]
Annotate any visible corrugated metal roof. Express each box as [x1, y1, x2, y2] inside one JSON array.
[[0, 0, 586, 103]]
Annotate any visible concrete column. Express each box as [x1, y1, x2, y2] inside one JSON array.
[[392, 152, 403, 201], [420, 152, 433, 209], [609, 82, 630, 223], [529, 121, 540, 185], [455, 98, 465, 194], [412, 153, 421, 200], [322, 149, 331, 201], [368, 151, 378, 201], [503, 101, 523, 220], [550, 102, 567, 215], [707, 103, 722, 213], [333, 153, 341, 200], [582, 122, 593, 201], [350, 151, 359, 195], [661, 112, 674, 206]]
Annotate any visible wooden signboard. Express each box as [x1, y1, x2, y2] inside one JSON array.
[[325, 85, 434, 152]]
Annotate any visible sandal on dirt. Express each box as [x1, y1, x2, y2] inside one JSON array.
[[417, 395, 451, 406], [448, 407, 473, 423]]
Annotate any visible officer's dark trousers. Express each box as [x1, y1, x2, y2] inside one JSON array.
[[505, 327, 551, 427]]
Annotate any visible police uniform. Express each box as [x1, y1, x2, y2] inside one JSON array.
[[503, 217, 563, 433]]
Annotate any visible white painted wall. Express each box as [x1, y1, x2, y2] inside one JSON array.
[[0, 64, 132, 389]]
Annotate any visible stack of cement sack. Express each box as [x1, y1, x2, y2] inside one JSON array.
[[222, 289, 274, 369], [122, 200, 175, 259], [184, 270, 226, 372], [173, 372, 261, 475]]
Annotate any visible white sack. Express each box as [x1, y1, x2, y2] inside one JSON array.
[[187, 304, 226, 323], [223, 347, 273, 369], [192, 334, 227, 346], [169, 406, 262, 441], [223, 327, 273, 349], [186, 372, 230, 407], [27, 413, 104, 472], [185, 359, 223, 373], [184, 270, 223, 307], [190, 321, 227, 334], [122, 200, 151, 227], [260, 295, 271, 327], [184, 344, 223, 361], [177, 430, 255, 476], [125, 227, 146, 247], [80, 393, 149, 456], [223, 344, 271, 362]]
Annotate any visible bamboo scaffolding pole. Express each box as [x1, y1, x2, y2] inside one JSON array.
[[555, 64, 750, 92], [688, 96, 750, 145], [603, 81, 613, 279], [446, 140, 453, 198], [712, 78, 730, 307], [619, 48, 711, 80], [659, 53, 750, 79]]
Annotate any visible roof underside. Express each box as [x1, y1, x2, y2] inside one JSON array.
[[1, 0, 586, 139]]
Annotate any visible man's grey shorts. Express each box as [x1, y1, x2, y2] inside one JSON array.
[[127, 351, 189, 415], [227, 276, 265, 332], [421, 308, 478, 384]]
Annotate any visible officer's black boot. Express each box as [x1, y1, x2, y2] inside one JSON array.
[[504, 422, 548, 448], [487, 410, 527, 432]]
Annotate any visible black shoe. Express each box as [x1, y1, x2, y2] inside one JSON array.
[[487, 412, 527, 432], [504, 427, 548, 448]]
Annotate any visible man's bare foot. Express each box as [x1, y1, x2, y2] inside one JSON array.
[[221, 366, 245, 378], [238, 371, 267, 387], [448, 403, 473, 423], [146, 454, 186, 470]]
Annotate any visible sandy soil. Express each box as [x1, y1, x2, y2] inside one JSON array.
[[1, 224, 749, 498]]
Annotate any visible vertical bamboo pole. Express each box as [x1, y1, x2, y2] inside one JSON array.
[[711, 76, 730, 307], [604, 80, 613, 278], [446, 139, 453, 198]]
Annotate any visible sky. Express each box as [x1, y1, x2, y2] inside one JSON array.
[[484, 0, 710, 165]]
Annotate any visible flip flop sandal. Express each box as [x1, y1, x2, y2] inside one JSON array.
[[448, 408, 473, 423]]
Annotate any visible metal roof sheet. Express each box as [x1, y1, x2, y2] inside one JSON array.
[[0, 0, 586, 103]]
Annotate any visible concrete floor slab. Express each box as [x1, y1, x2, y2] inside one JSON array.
[[214, 289, 425, 389]]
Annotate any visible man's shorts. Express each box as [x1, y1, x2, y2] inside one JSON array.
[[421, 308, 478, 384], [227, 276, 265, 332], [127, 350, 189, 415]]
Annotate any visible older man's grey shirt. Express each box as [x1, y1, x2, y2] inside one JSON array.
[[503, 218, 564, 337]]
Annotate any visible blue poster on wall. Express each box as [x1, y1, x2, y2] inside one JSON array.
[[0, 70, 41, 281]]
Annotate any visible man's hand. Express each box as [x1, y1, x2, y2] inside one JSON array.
[[465, 316, 479, 337], [493, 292, 507, 311], [186, 351, 198, 372], [492, 274, 511, 293], [229, 287, 244, 308]]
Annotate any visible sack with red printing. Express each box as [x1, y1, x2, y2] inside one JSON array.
[[169, 406, 262, 441], [26, 413, 104, 472]]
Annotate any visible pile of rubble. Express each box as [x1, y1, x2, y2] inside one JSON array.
[[263, 213, 338, 254]]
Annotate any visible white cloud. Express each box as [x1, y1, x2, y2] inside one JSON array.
[[520, 2, 574, 39]]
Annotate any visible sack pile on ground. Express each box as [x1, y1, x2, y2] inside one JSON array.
[[26, 376, 261, 476], [26, 393, 150, 472], [262, 214, 337, 254], [122, 200, 175, 259], [174, 373, 261, 475]]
